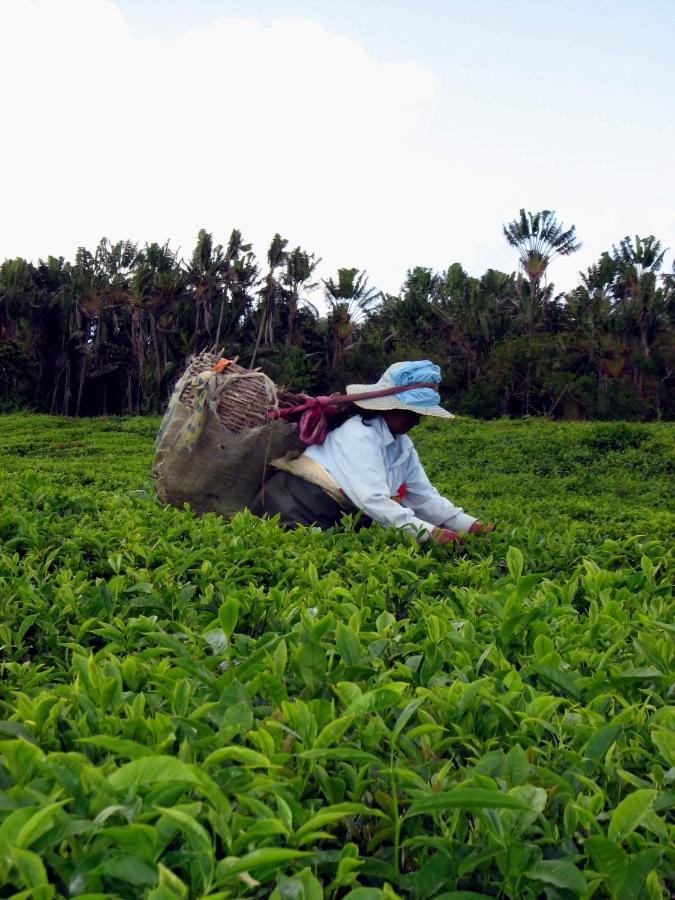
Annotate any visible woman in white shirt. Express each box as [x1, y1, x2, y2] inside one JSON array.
[[250, 360, 493, 544]]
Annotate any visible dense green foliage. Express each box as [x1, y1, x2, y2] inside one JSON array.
[[1, 219, 673, 419], [0, 414, 673, 898]]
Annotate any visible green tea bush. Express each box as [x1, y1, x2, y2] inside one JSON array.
[[582, 422, 647, 451], [0, 414, 673, 899]]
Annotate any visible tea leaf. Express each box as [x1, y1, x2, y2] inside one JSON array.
[[108, 756, 201, 789], [204, 627, 228, 655], [527, 860, 586, 894], [506, 546, 524, 580], [219, 596, 239, 638], [79, 736, 154, 759], [204, 746, 273, 768], [405, 788, 532, 818], [336, 622, 362, 667], [95, 855, 158, 886], [584, 723, 623, 763], [608, 789, 656, 843], [219, 848, 311, 880], [10, 846, 49, 888], [314, 715, 353, 749], [11, 800, 66, 852], [345, 684, 408, 717], [295, 643, 326, 690]]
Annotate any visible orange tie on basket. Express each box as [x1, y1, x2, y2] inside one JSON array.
[[212, 358, 232, 373]]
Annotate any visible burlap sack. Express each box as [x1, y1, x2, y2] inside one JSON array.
[[153, 359, 303, 518]]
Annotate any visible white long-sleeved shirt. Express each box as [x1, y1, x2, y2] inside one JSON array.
[[304, 415, 476, 540]]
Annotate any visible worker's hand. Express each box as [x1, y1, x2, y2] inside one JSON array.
[[469, 520, 495, 535], [431, 526, 464, 545]]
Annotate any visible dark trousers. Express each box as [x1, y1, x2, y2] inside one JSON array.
[[250, 470, 371, 530]]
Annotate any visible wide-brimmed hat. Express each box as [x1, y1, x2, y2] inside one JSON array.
[[346, 360, 454, 419]]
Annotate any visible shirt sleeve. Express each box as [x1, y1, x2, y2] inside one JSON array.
[[313, 422, 437, 540], [401, 444, 477, 533]]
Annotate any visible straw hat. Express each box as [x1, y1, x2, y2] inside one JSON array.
[[346, 360, 454, 419]]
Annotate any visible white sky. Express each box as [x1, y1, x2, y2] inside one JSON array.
[[1, 0, 673, 297]]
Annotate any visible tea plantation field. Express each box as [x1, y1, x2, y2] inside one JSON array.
[[0, 413, 673, 899]]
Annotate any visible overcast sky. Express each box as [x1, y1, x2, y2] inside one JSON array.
[[1, 0, 673, 298]]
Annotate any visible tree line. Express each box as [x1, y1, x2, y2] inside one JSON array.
[[0, 211, 672, 420]]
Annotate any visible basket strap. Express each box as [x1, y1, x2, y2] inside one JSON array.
[[328, 380, 439, 405], [271, 381, 442, 446]]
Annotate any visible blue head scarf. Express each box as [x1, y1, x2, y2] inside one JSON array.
[[385, 360, 442, 407]]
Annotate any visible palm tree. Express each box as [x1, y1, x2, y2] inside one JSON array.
[[503, 209, 580, 412], [479, 268, 520, 344], [378, 267, 439, 349], [0, 258, 34, 341], [323, 268, 379, 369], [569, 256, 616, 364], [132, 241, 186, 409], [20, 255, 74, 414], [503, 209, 580, 337], [249, 233, 288, 368], [284, 247, 320, 346], [86, 240, 137, 414], [561, 260, 618, 403], [608, 235, 670, 402], [212, 229, 259, 350], [659, 263, 675, 407], [432, 264, 479, 387], [184, 230, 228, 347], [70, 246, 107, 416], [0, 258, 38, 408], [433, 265, 519, 388], [610, 235, 667, 358]]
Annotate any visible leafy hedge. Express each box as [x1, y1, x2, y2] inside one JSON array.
[[0, 414, 673, 898]]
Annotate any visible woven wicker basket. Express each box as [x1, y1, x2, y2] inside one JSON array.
[[153, 351, 305, 517], [177, 351, 302, 432]]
